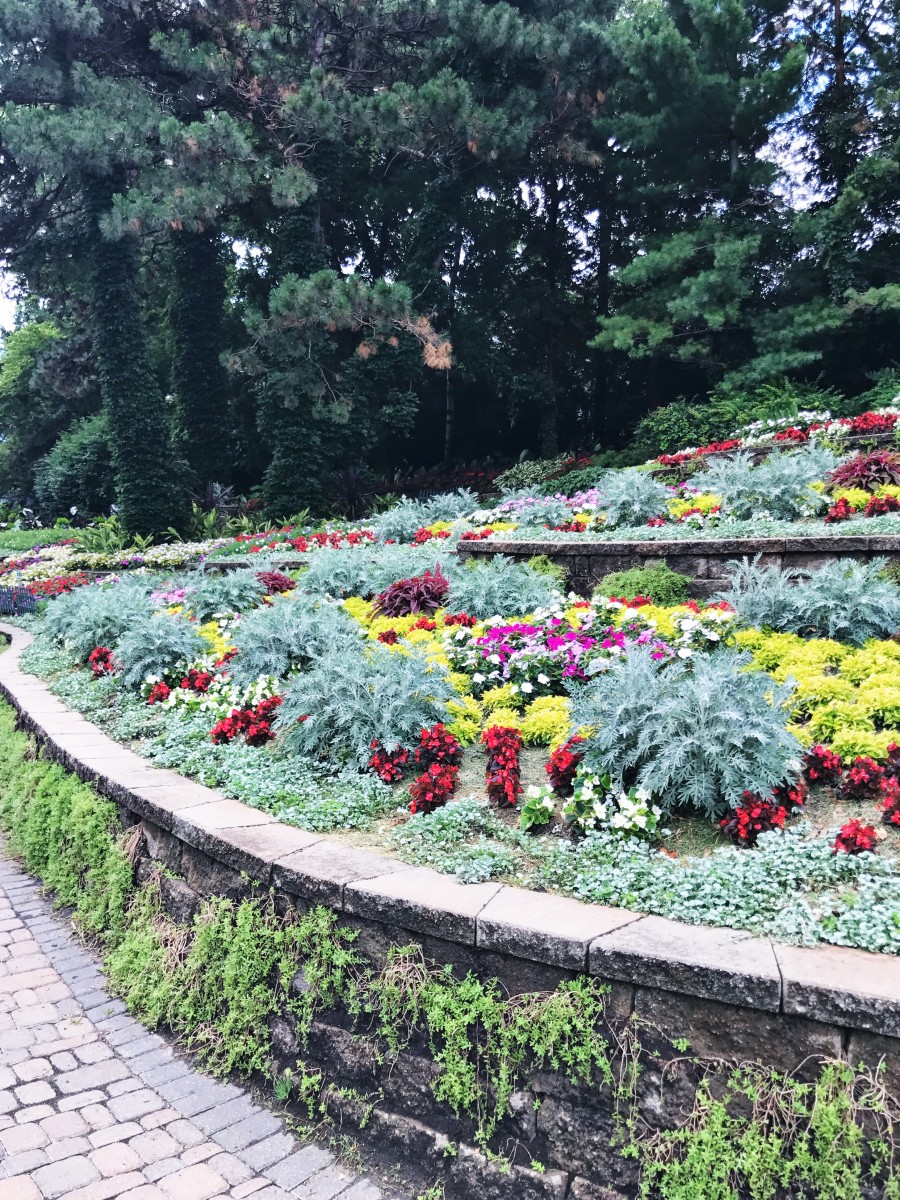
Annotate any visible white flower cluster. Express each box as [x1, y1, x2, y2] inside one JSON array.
[[562, 766, 664, 837]]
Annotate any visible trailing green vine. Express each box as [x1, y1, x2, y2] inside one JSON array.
[[0, 700, 897, 1199]]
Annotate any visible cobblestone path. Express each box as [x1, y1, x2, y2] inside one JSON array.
[[0, 852, 400, 1200]]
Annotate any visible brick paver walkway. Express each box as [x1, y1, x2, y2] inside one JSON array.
[[0, 853, 397, 1200]]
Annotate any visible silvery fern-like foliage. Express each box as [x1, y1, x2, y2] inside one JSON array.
[[373, 489, 479, 541], [229, 596, 362, 685], [594, 469, 669, 528], [718, 555, 900, 645], [502, 494, 573, 530], [42, 582, 154, 658], [116, 615, 207, 689], [422, 488, 479, 521], [299, 544, 444, 598], [701, 446, 838, 520], [188, 571, 266, 621], [276, 644, 455, 765], [570, 648, 800, 820], [448, 556, 562, 618]]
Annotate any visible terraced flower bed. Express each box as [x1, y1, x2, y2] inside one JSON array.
[[13, 522, 900, 956]]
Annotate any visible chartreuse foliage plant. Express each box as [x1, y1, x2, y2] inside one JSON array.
[[0, 708, 898, 1198], [597, 562, 690, 606]]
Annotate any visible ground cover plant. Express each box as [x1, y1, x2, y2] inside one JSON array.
[[11, 484, 900, 955]]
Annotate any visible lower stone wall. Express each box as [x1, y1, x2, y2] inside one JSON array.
[[459, 535, 900, 597], [122, 811, 897, 1200]]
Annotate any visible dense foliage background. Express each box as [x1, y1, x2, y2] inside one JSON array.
[[0, 0, 897, 532]]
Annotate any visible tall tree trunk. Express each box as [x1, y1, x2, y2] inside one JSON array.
[[84, 174, 185, 537], [170, 229, 233, 486]]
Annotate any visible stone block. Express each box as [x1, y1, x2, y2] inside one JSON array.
[[476, 887, 641, 971], [126, 782, 219, 831], [775, 943, 900, 1037], [272, 844, 409, 908], [589, 916, 781, 1011], [447, 1141, 569, 1200], [159, 875, 200, 926], [344, 869, 501, 943], [170, 800, 275, 863], [202, 823, 323, 883], [177, 842, 248, 902], [634, 988, 842, 1074], [846, 1030, 900, 1098]]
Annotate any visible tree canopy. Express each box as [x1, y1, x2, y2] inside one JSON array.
[[0, 0, 896, 531]]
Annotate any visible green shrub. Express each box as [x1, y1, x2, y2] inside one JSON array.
[[448, 555, 562, 618], [34, 412, 115, 518], [43, 580, 155, 658], [229, 595, 361, 685], [597, 562, 690, 605], [526, 555, 568, 585]]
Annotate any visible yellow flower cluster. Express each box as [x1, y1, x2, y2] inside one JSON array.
[[197, 619, 231, 659], [735, 628, 900, 761], [667, 493, 722, 520]]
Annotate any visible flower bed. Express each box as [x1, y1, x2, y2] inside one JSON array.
[[15, 529, 900, 956]]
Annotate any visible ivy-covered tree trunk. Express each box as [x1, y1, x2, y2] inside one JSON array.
[[85, 175, 185, 536], [170, 230, 233, 486]]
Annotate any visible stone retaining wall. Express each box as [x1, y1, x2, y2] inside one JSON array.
[[458, 534, 900, 597], [1, 624, 898, 1200]]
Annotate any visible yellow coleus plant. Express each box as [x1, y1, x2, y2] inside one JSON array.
[[197, 620, 230, 658], [343, 596, 375, 626], [520, 696, 571, 747], [482, 684, 521, 712], [831, 486, 871, 510], [447, 695, 483, 746], [483, 706, 521, 731]]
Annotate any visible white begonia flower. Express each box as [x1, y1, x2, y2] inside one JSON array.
[[520, 681, 533, 694], [537, 673, 550, 685], [472, 672, 485, 684], [677, 647, 693, 659]]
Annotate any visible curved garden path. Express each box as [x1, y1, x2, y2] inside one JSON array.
[[0, 852, 402, 1200]]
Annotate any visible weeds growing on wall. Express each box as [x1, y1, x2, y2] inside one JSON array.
[[0, 701, 897, 1200]]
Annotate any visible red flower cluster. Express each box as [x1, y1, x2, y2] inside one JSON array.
[[412, 527, 453, 544], [405, 724, 463, 813], [147, 681, 171, 705], [657, 439, 741, 467], [546, 735, 585, 797], [880, 778, 900, 827], [368, 740, 409, 783], [27, 574, 90, 598], [482, 725, 523, 808], [675, 504, 720, 523], [551, 520, 587, 533], [409, 764, 458, 814], [721, 793, 788, 847], [772, 779, 808, 810], [833, 819, 878, 854], [289, 529, 374, 552], [416, 723, 463, 770], [837, 756, 885, 801], [825, 497, 857, 523], [864, 493, 900, 517], [606, 594, 652, 608], [377, 628, 400, 645], [444, 612, 477, 627], [215, 648, 238, 669], [802, 744, 843, 785], [256, 570, 296, 594], [460, 529, 495, 541], [210, 696, 282, 746], [774, 426, 809, 443], [179, 669, 213, 694], [88, 646, 115, 677], [843, 412, 898, 435]]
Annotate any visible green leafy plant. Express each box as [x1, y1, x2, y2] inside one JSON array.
[[187, 570, 266, 621], [595, 468, 670, 527], [42, 581, 155, 658], [701, 446, 838, 520], [228, 596, 361, 685]]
